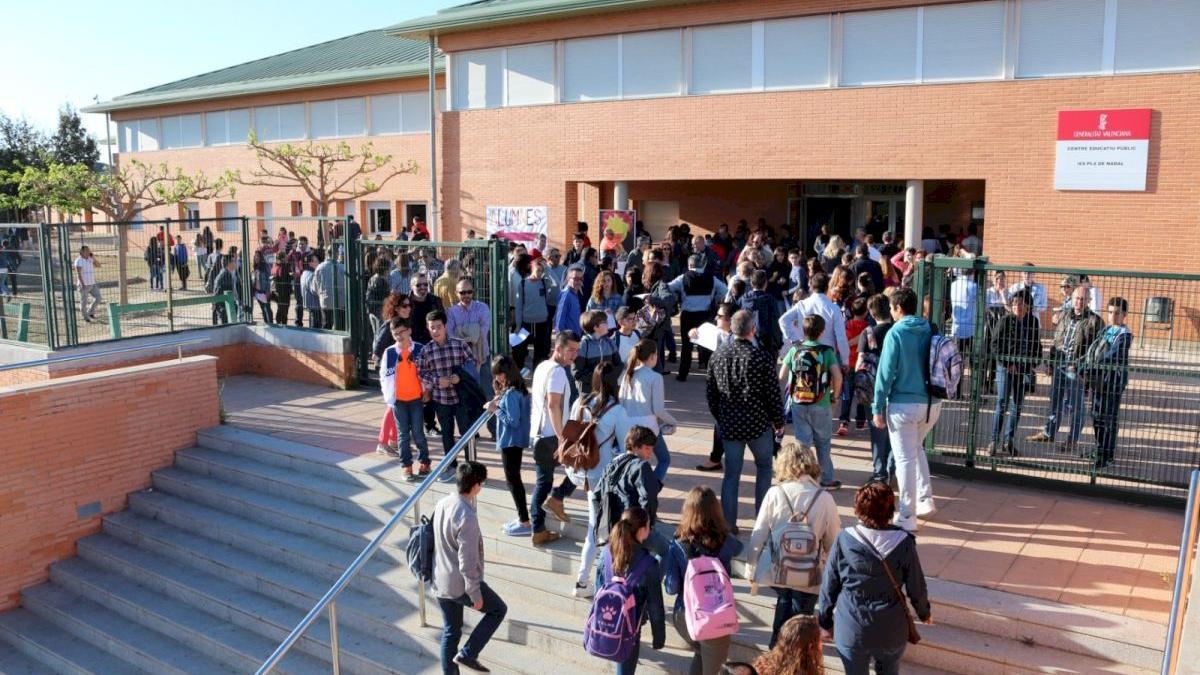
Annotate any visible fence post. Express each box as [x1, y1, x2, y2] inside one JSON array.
[[55, 224, 78, 347], [344, 216, 366, 379], [37, 223, 59, 349], [964, 256, 989, 469], [489, 238, 509, 357], [241, 216, 251, 322], [165, 218, 175, 333]]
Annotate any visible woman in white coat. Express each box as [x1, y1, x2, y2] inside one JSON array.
[[619, 338, 679, 483], [749, 441, 841, 648]]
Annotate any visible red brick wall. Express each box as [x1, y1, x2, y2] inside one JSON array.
[[0, 356, 220, 610]]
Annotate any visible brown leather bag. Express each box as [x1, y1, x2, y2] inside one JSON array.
[[856, 526, 922, 644], [555, 402, 615, 471]]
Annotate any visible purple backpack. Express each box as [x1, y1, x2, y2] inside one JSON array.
[[583, 552, 654, 662]]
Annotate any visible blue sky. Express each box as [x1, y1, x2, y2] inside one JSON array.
[[0, 0, 463, 142]]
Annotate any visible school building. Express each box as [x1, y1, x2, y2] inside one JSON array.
[[85, 0, 1200, 271]]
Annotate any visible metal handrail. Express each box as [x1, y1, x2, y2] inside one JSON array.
[[0, 335, 209, 372], [1162, 470, 1200, 674], [257, 409, 494, 675]]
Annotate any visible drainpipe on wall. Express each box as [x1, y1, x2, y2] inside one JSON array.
[[428, 35, 440, 241]]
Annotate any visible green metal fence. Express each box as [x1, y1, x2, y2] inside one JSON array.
[[914, 255, 1200, 505], [348, 237, 509, 383]]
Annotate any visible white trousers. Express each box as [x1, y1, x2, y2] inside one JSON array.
[[886, 401, 941, 531]]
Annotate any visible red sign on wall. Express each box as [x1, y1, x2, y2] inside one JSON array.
[[1055, 108, 1152, 191]]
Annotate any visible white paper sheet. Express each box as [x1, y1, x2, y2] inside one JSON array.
[[509, 328, 530, 347], [693, 322, 724, 352]]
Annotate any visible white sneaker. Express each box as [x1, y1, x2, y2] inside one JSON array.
[[572, 581, 594, 599], [917, 499, 937, 519]]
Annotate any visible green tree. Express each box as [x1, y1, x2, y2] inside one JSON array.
[[0, 114, 50, 221], [50, 105, 100, 168]]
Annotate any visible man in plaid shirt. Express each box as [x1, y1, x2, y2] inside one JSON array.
[[417, 309, 477, 482]]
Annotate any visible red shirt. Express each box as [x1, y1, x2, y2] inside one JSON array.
[[846, 318, 869, 369]]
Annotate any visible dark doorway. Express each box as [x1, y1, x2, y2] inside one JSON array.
[[405, 203, 427, 231], [804, 197, 853, 247]]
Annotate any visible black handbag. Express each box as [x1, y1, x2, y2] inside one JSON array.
[[532, 435, 559, 467]]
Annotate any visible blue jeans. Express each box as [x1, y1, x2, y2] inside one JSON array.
[[435, 402, 472, 468], [771, 588, 817, 648], [837, 643, 905, 675], [1092, 388, 1123, 466], [393, 399, 430, 467], [839, 375, 867, 424], [992, 365, 1027, 447], [720, 429, 775, 531], [653, 434, 670, 483], [1043, 365, 1086, 443], [530, 457, 577, 533], [436, 582, 507, 675], [870, 421, 894, 482], [792, 402, 835, 484], [150, 263, 163, 289]]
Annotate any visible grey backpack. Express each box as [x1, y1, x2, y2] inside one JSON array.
[[766, 489, 822, 588]]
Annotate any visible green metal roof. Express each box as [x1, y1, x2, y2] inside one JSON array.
[[84, 29, 443, 115], [388, 0, 712, 38]]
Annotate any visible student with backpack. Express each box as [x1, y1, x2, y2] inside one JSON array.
[[432, 461, 508, 674], [594, 426, 664, 554], [872, 288, 943, 532], [663, 486, 744, 675], [748, 442, 840, 648], [780, 315, 843, 490], [575, 311, 621, 395], [586, 506, 665, 674], [819, 482, 930, 675], [567, 362, 631, 598], [855, 295, 895, 483], [488, 355, 533, 535]]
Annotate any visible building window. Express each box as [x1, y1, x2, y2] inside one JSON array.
[[370, 95, 401, 134], [161, 114, 203, 149], [452, 48, 504, 110], [1017, 0, 1106, 78], [136, 118, 160, 152], [310, 98, 365, 139], [564, 36, 618, 102], [505, 43, 555, 106], [921, 1, 1005, 82], [691, 23, 753, 94], [255, 104, 305, 142], [621, 29, 683, 98], [764, 16, 831, 89], [183, 203, 200, 230], [841, 7, 919, 86], [118, 121, 137, 153], [401, 91, 432, 132], [218, 202, 239, 231], [366, 201, 392, 234], [1115, 0, 1200, 73]]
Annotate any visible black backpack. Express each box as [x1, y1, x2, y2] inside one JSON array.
[[407, 515, 435, 583], [593, 454, 639, 547]]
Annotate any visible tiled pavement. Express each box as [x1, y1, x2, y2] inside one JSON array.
[[218, 370, 1183, 625]]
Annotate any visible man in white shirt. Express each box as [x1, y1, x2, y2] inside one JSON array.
[[778, 272, 851, 367], [74, 246, 102, 322], [528, 331, 581, 546], [1008, 263, 1048, 325]]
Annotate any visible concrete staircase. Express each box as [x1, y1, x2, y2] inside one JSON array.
[[0, 426, 1165, 674]]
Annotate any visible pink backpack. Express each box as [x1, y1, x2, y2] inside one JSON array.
[[681, 542, 739, 641]]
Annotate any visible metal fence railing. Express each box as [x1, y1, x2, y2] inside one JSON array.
[[1163, 470, 1199, 673], [914, 256, 1200, 504], [0, 224, 51, 346]]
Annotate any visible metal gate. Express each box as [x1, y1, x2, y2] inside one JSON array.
[[347, 237, 509, 382], [914, 256, 1200, 505]]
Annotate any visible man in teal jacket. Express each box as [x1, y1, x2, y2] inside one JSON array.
[[872, 287, 940, 532]]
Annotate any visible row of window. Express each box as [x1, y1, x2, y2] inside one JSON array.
[[118, 91, 445, 153], [449, 0, 1200, 110]]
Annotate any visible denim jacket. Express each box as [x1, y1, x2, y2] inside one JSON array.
[[663, 535, 744, 613], [494, 387, 531, 449]]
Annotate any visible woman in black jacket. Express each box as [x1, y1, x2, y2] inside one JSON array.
[[819, 482, 931, 675]]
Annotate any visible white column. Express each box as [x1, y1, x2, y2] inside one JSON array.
[[904, 180, 924, 250], [613, 181, 629, 211]]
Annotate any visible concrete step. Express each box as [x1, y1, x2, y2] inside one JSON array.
[[20, 584, 227, 675], [49, 553, 330, 675], [0, 636, 61, 675], [200, 426, 1165, 670], [0, 609, 150, 675]]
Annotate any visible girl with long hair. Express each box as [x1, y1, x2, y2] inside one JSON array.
[[568, 361, 631, 597], [488, 355, 533, 536], [664, 486, 744, 675], [753, 615, 825, 675], [374, 292, 414, 456], [620, 339, 678, 482], [596, 507, 665, 675], [587, 270, 622, 325]]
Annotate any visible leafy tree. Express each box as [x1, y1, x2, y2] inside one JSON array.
[[0, 114, 50, 221], [228, 134, 416, 242], [50, 105, 99, 168]]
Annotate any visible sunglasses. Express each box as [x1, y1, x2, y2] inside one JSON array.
[[399, 302, 412, 309], [415, 283, 429, 288], [459, 290, 475, 296]]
